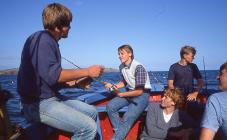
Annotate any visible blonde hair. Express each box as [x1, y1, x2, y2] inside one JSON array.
[[42, 3, 72, 30], [164, 88, 185, 109], [118, 44, 134, 59], [180, 45, 196, 59]]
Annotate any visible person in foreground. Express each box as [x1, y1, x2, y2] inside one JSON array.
[[168, 45, 203, 101], [140, 88, 196, 140], [17, 3, 104, 140], [103, 44, 151, 140], [200, 62, 227, 140]]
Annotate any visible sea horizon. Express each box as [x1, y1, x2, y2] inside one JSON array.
[[0, 67, 219, 74]]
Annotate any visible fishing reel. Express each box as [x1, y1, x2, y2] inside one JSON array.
[[109, 84, 120, 93]]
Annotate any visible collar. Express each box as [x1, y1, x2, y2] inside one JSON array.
[[44, 30, 59, 46], [124, 59, 134, 69]]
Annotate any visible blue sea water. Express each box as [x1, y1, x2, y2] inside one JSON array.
[[0, 70, 219, 126]]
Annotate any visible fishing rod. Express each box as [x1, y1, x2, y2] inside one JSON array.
[[62, 57, 81, 69], [150, 72, 165, 91], [61, 56, 104, 83], [203, 56, 208, 93], [62, 57, 137, 104]]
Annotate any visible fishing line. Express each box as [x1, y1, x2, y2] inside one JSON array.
[[150, 72, 165, 90], [61, 56, 104, 83], [62, 57, 81, 69], [62, 57, 140, 104]]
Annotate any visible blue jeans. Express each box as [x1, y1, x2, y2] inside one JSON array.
[[22, 96, 97, 140], [106, 92, 149, 140]]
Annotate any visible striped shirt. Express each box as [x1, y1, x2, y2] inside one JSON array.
[[119, 59, 151, 90]]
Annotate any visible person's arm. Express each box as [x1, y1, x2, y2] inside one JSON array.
[[187, 79, 203, 101], [115, 80, 126, 89], [200, 95, 220, 140], [145, 103, 168, 139], [167, 64, 175, 89], [117, 88, 144, 97], [37, 39, 103, 86], [199, 128, 215, 140], [168, 80, 174, 89], [64, 77, 93, 89], [197, 79, 203, 90], [58, 69, 89, 83], [103, 80, 143, 97], [103, 80, 125, 89], [187, 64, 203, 101], [58, 65, 104, 83]]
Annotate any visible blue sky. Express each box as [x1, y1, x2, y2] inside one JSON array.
[[0, 0, 226, 71]]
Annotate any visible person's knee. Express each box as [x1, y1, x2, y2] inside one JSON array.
[[78, 119, 97, 138], [88, 105, 98, 120], [86, 119, 97, 134], [106, 103, 115, 113]]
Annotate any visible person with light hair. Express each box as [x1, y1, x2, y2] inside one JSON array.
[[168, 45, 203, 101], [17, 3, 104, 140], [140, 88, 196, 140], [103, 44, 151, 140]]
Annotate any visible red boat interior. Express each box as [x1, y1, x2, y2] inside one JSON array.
[[36, 91, 208, 140]]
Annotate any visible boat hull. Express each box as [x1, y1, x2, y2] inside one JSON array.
[[19, 91, 209, 140]]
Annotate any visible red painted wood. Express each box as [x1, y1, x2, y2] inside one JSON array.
[[58, 135, 70, 140], [49, 92, 208, 140], [98, 112, 146, 140]]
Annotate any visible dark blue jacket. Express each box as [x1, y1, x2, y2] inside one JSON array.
[[17, 31, 62, 104]]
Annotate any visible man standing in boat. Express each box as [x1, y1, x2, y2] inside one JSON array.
[[103, 44, 151, 140], [17, 3, 104, 140], [200, 62, 227, 140], [167, 45, 203, 101]]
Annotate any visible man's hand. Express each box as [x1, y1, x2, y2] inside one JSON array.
[[103, 81, 112, 89], [65, 80, 76, 87], [65, 77, 93, 89], [76, 77, 93, 89], [87, 65, 104, 78], [187, 91, 198, 101], [102, 81, 120, 95]]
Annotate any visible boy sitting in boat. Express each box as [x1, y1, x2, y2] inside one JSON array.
[[140, 88, 197, 140], [200, 62, 227, 140], [103, 44, 151, 140], [17, 3, 104, 140]]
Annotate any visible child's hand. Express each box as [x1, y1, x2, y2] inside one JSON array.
[[102, 81, 120, 94], [102, 81, 112, 90]]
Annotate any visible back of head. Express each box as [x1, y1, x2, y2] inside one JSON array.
[[42, 3, 72, 30], [164, 88, 185, 109], [118, 44, 134, 59], [180, 45, 196, 59]]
